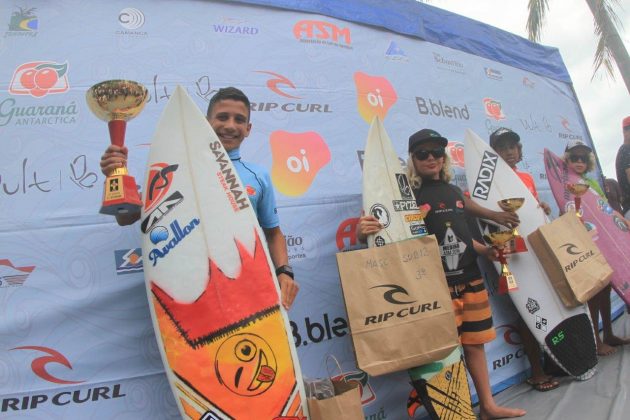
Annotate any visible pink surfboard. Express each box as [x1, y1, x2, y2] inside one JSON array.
[[544, 149, 630, 306]]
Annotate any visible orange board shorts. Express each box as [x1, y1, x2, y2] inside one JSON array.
[[449, 278, 496, 345]]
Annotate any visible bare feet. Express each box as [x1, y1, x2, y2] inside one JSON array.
[[480, 404, 526, 420], [603, 335, 630, 346], [597, 341, 617, 356]]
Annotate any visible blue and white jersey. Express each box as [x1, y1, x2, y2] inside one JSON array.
[[228, 148, 279, 229]]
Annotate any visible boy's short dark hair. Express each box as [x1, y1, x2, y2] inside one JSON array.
[[206, 87, 251, 120]]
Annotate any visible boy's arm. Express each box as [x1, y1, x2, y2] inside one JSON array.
[[464, 196, 519, 228], [473, 239, 499, 261], [264, 226, 299, 310]]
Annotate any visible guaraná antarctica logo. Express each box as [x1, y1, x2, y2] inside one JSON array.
[[353, 72, 398, 123], [270, 131, 331, 197], [9, 61, 69, 98]]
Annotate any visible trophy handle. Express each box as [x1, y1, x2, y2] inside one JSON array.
[[108, 120, 127, 148]]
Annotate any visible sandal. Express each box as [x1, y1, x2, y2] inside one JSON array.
[[526, 376, 559, 392]]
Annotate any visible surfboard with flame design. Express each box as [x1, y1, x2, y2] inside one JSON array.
[[140, 86, 306, 419]]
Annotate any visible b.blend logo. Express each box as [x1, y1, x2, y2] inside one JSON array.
[[416, 96, 470, 120], [9, 61, 69, 98], [6, 6, 38, 37], [293, 19, 352, 49], [270, 131, 330, 197], [114, 248, 143, 275], [354, 72, 397, 123], [471, 151, 498, 200], [483, 97, 505, 121], [0, 259, 35, 288]]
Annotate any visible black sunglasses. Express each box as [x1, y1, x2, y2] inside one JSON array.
[[413, 148, 446, 161], [569, 154, 589, 163]]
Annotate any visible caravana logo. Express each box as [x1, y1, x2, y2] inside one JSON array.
[[293, 20, 352, 49], [270, 131, 331, 197], [9, 61, 69, 98], [483, 98, 505, 121], [353, 72, 398, 123]]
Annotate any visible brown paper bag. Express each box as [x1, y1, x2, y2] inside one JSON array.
[[307, 379, 364, 420], [528, 212, 612, 307], [336, 235, 459, 376]]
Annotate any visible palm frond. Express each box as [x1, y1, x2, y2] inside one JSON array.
[[526, 0, 550, 42]]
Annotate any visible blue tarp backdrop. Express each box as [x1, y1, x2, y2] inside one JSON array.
[[1, 0, 618, 419]]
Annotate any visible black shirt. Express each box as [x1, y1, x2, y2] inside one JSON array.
[[415, 179, 481, 286]]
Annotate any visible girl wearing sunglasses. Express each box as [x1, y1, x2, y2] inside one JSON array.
[[358, 128, 525, 420], [563, 139, 630, 356]]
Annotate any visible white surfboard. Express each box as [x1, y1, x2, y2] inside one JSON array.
[[464, 128, 597, 379], [140, 86, 307, 419], [362, 117, 475, 420]]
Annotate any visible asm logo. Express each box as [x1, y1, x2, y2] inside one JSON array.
[[11, 346, 85, 385], [254, 71, 302, 99]]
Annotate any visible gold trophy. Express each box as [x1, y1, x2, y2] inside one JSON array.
[[483, 230, 518, 294], [86, 80, 148, 215], [498, 197, 527, 253], [566, 182, 590, 221]]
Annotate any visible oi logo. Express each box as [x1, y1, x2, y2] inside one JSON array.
[[270, 131, 331, 197], [353, 72, 397, 123]]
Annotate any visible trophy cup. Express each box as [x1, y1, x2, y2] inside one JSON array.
[[566, 182, 590, 221], [498, 197, 527, 253], [86, 80, 148, 215], [483, 230, 518, 294]]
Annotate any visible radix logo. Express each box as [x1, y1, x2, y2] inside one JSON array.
[[371, 284, 416, 305], [11, 346, 85, 385], [254, 71, 301, 99]]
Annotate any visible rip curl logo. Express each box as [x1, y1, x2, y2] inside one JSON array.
[[496, 324, 521, 346], [560, 243, 581, 255], [11, 346, 85, 385], [483, 97, 505, 121], [371, 284, 416, 305], [254, 71, 301, 99], [9, 61, 69, 98], [353, 72, 397, 123], [270, 131, 330, 197]]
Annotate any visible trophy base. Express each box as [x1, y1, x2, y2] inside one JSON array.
[[100, 174, 142, 216], [498, 273, 518, 295]]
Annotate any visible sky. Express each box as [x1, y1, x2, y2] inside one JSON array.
[[429, 0, 629, 179]]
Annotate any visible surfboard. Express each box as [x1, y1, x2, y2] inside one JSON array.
[[544, 149, 630, 306], [464, 129, 597, 379], [140, 86, 307, 419], [363, 117, 475, 420]]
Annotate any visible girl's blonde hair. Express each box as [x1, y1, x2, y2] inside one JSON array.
[[563, 150, 595, 173], [406, 152, 452, 189]]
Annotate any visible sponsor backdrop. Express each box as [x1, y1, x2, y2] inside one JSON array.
[[0, 0, 623, 418]]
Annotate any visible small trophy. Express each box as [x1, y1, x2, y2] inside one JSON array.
[[86, 80, 148, 215], [566, 182, 590, 221], [484, 230, 518, 294], [498, 197, 527, 253]]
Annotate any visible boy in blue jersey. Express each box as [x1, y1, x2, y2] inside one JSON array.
[[100, 87, 299, 309]]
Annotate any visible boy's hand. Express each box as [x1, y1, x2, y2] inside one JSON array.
[[100, 145, 129, 176]]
